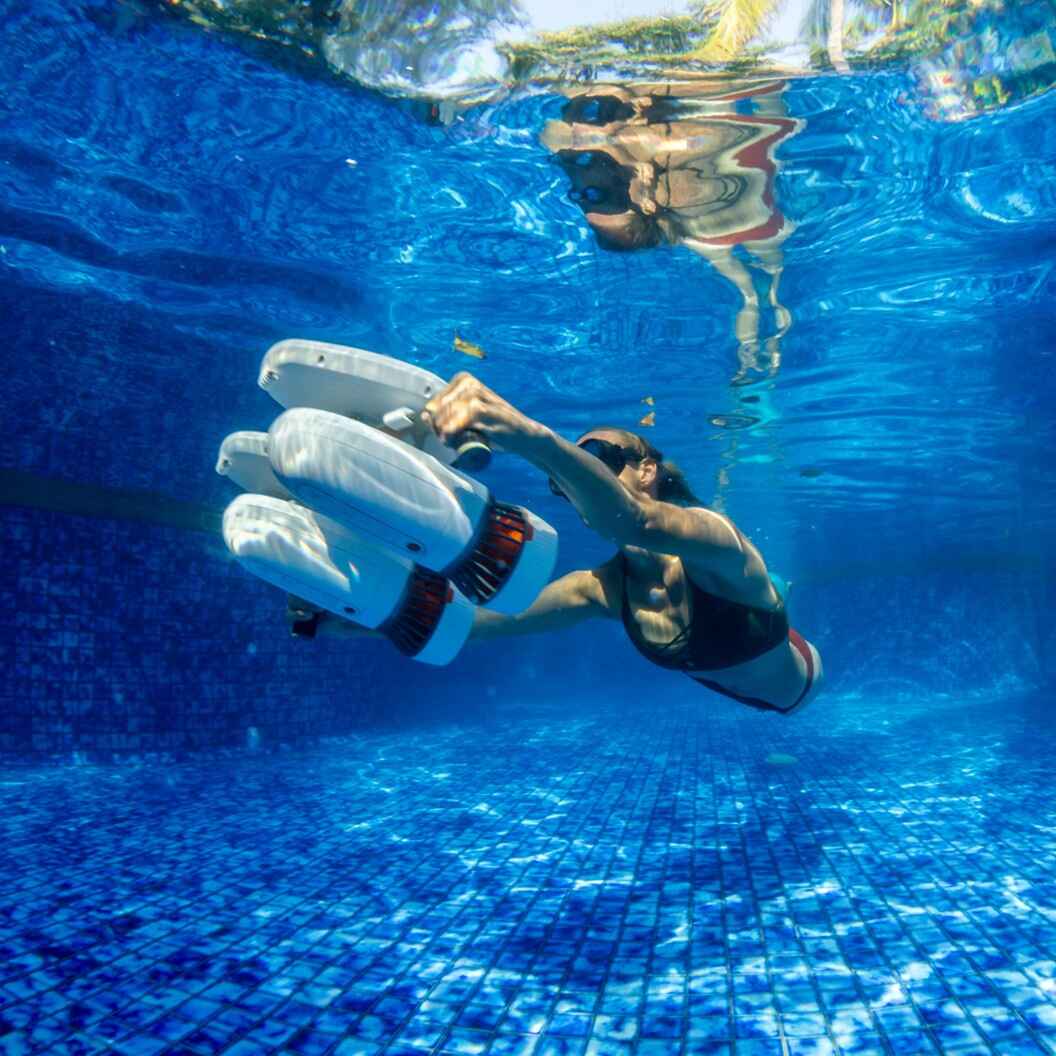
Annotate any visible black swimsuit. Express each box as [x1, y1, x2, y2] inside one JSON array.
[[619, 553, 798, 714]]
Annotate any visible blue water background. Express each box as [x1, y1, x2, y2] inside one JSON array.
[[4, 5, 1056, 1056], [6, 2, 1056, 725], [4, 3, 1055, 709]]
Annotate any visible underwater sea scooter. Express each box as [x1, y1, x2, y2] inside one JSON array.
[[257, 338, 492, 472], [216, 430, 294, 500], [266, 407, 558, 615], [217, 433, 474, 666]]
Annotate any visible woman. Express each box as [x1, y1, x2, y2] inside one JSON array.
[[298, 373, 823, 716]]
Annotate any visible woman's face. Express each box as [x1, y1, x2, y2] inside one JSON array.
[[577, 430, 655, 497], [562, 150, 632, 216]]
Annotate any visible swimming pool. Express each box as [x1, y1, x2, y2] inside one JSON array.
[[2, 1, 1055, 1053]]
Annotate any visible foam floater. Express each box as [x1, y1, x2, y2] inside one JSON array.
[[267, 408, 558, 615], [222, 492, 475, 666], [258, 338, 491, 471]]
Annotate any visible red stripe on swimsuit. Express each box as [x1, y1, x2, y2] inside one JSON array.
[[689, 113, 800, 247]]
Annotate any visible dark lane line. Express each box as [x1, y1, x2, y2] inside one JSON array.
[[0, 470, 1043, 587], [0, 469, 221, 535]]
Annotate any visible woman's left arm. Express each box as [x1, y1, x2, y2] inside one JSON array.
[[422, 373, 642, 542], [421, 373, 743, 571], [544, 437, 745, 573]]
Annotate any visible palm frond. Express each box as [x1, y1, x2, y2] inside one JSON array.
[[798, 0, 829, 41], [695, 0, 784, 59]]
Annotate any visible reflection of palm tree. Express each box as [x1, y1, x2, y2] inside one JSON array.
[[155, 0, 528, 95], [828, 0, 848, 71], [325, 0, 526, 87], [692, 0, 784, 59], [799, 0, 868, 71], [695, 0, 850, 70]]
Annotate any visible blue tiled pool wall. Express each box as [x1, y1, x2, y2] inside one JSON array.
[[3, 487, 1045, 761], [1038, 556, 1056, 687], [0, 272, 307, 505], [794, 569, 1044, 701], [0, 503, 386, 762], [1, 13, 1050, 760]]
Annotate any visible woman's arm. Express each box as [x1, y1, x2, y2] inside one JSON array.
[[288, 569, 612, 644], [421, 373, 745, 574], [524, 428, 648, 544], [530, 436, 744, 574], [469, 568, 612, 641], [421, 374, 644, 545]]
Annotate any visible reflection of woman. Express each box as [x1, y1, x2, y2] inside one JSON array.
[[305, 374, 824, 716], [543, 79, 802, 382]]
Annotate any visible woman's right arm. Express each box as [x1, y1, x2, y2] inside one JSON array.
[[304, 567, 613, 643], [469, 567, 614, 641]]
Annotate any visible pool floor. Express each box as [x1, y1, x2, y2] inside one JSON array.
[[2, 691, 1056, 1056]]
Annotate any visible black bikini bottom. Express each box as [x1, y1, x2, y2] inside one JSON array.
[[691, 629, 816, 715]]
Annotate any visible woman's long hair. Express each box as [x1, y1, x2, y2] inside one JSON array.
[[596, 428, 702, 506]]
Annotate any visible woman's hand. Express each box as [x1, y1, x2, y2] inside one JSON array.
[[285, 594, 378, 640], [421, 372, 548, 459]]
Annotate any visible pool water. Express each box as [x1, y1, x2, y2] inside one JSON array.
[[2, 1, 1056, 1055]]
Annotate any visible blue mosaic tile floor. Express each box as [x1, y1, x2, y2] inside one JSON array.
[[2, 691, 1056, 1056]]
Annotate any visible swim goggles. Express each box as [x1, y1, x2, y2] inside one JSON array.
[[563, 152, 632, 212], [568, 185, 610, 206], [548, 437, 642, 501]]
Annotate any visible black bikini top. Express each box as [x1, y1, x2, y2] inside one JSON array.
[[619, 552, 789, 672]]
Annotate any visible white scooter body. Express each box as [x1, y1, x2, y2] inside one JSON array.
[[222, 489, 474, 667], [268, 408, 558, 615], [215, 430, 292, 500], [258, 339, 463, 467], [216, 340, 559, 662]]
